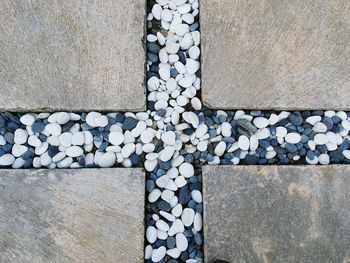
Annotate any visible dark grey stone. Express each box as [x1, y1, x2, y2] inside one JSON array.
[[203, 165, 350, 263]]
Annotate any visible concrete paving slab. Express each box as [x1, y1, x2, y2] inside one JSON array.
[[201, 0, 350, 110], [0, 168, 145, 263], [203, 165, 350, 263], [0, 0, 145, 111]]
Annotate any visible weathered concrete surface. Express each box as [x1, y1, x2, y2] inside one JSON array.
[[0, 168, 145, 263], [203, 165, 350, 263], [0, 1, 145, 111], [201, 0, 350, 110]]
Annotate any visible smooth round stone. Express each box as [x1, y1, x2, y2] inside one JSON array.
[[176, 233, 188, 252], [306, 116, 321, 125], [268, 114, 279, 125], [186, 59, 199, 74], [12, 158, 26, 169], [167, 248, 181, 259], [145, 159, 158, 172], [172, 204, 183, 217], [159, 146, 175, 162], [214, 141, 226, 156], [151, 4, 162, 20], [161, 131, 176, 145], [66, 146, 83, 157], [145, 245, 153, 260], [52, 152, 66, 163], [166, 78, 177, 92], [156, 220, 169, 232], [276, 126, 287, 138], [28, 135, 41, 148], [35, 142, 49, 155], [181, 208, 195, 227], [178, 77, 193, 88], [221, 122, 232, 137], [109, 132, 124, 146], [141, 129, 155, 144], [121, 143, 136, 158], [165, 41, 180, 54], [60, 132, 73, 147], [45, 123, 61, 136], [187, 112, 199, 128], [160, 211, 175, 222], [131, 121, 146, 138], [98, 152, 116, 168], [194, 213, 203, 232], [253, 117, 269, 129], [343, 150, 350, 160], [191, 97, 202, 110], [20, 114, 35, 126], [0, 154, 15, 166], [152, 246, 166, 263], [57, 112, 70, 124], [179, 163, 194, 178], [314, 134, 328, 145], [191, 190, 202, 203], [189, 46, 200, 60], [71, 132, 84, 146], [250, 135, 259, 151], [149, 189, 161, 203], [195, 124, 208, 138], [95, 115, 108, 127], [146, 226, 157, 244], [285, 133, 301, 144], [197, 141, 208, 152], [161, 8, 172, 22], [40, 152, 51, 166], [12, 144, 28, 157], [147, 76, 160, 91], [86, 112, 101, 127], [14, 129, 28, 144], [342, 120, 350, 130], [319, 153, 330, 164], [238, 135, 250, 151], [313, 122, 327, 133], [175, 176, 186, 188]]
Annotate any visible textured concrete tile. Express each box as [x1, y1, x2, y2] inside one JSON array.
[[201, 0, 350, 110], [203, 165, 350, 263], [0, 168, 144, 263], [0, 1, 145, 111]]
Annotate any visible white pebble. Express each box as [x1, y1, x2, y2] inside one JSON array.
[[71, 132, 84, 146], [179, 163, 194, 178], [0, 154, 15, 166], [285, 133, 301, 144], [45, 123, 61, 136], [66, 146, 83, 157], [181, 208, 195, 227], [152, 246, 166, 262], [191, 190, 202, 203], [146, 226, 157, 244], [109, 132, 124, 146], [238, 135, 250, 151], [314, 134, 328, 145], [253, 117, 269, 128], [276, 126, 287, 138], [20, 114, 35, 126], [214, 141, 226, 156], [176, 233, 188, 252], [98, 152, 116, 168], [14, 129, 28, 144]]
